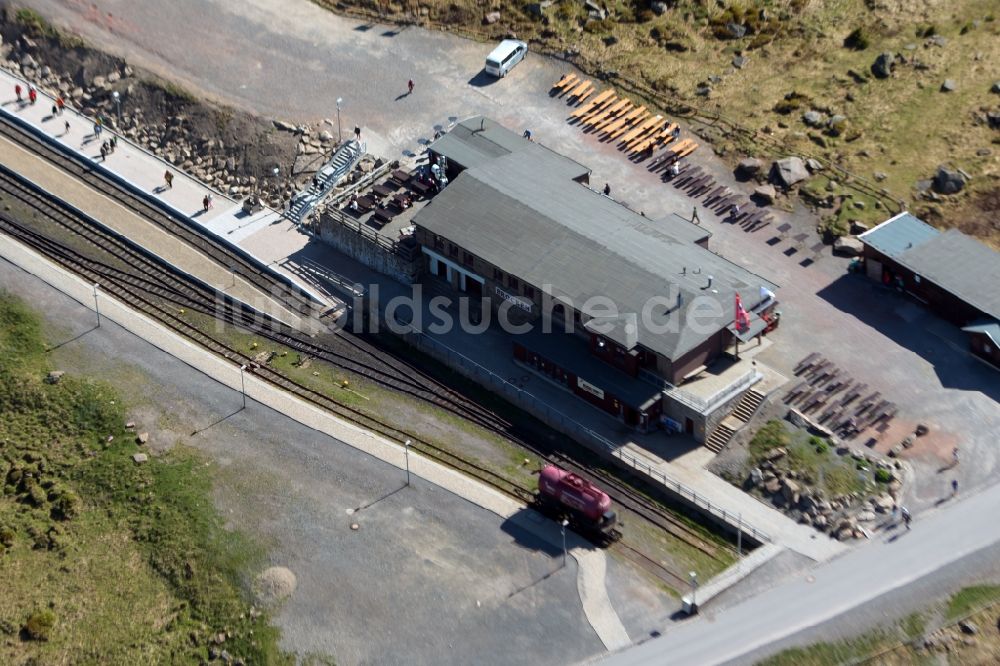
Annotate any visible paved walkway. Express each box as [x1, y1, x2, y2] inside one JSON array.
[[0, 233, 630, 653], [0, 66, 331, 309]]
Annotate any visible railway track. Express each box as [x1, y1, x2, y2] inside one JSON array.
[[0, 123, 733, 580]]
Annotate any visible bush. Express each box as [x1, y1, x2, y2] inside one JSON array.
[[749, 420, 790, 460], [0, 525, 14, 549], [773, 91, 811, 114], [874, 468, 892, 483], [820, 216, 850, 239], [24, 609, 56, 641], [843, 27, 870, 50]]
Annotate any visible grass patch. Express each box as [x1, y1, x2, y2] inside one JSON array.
[[0, 290, 293, 663], [945, 584, 1000, 620], [757, 630, 889, 666]]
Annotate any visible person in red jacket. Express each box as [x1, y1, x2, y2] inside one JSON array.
[[15, 84, 22, 101]]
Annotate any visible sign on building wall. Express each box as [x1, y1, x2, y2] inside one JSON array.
[[495, 286, 533, 313], [576, 377, 605, 400]]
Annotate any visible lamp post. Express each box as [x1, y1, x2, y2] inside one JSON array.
[[336, 97, 343, 143], [561, 519, 569, 568], [93, 283, 101, 327], [239, 364, 247, 410], [111, 91, 121, 123], [404, 439, 411, 486], [689, 571, 699, 612]]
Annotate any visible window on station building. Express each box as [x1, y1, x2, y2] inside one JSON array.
[[448, 243, 458, 257], [462, 251, 474, 267], [493, 267, 503, 281], [524, 285, 535, 299], [507, 275, 519, 289]]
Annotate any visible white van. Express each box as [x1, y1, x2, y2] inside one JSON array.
[[485, 39, 528, 78]]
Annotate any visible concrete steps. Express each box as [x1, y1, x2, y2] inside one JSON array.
[[704, 388, 767, 454]]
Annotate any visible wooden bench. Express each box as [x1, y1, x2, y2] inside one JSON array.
[[566, 80, 593, 101], [571, 89, 616, 118], [606, 107, 649, 139], [553, 73, 578, 90], [588, 100, 632, 129]]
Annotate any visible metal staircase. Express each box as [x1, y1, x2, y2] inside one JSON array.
[[704, 387, 766, 453], [286, 139, 364, 224]]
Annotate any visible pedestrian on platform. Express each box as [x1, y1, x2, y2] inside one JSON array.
[[51, 104, 57, 117], [28, 86, 37, 105], [603, 183, 611, 196], [99, 144, 108, 161], [951, 478, 959, 497], [64, 120, 70, 135], [56, 96, 64, 114], [354, 126, 361, 141], [522, 129, 532, 141], [94, 117, 103, 137], [669, 161, 681, 178], [901, 506, 911, 530], [15, 84, 22, 101], [407, 79, 414, 95], [110, 135, 117, 152], [164, 170, 174, 189]]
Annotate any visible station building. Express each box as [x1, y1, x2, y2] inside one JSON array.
[[858, 212, 1000, 369], [411, 117, 779, 440]]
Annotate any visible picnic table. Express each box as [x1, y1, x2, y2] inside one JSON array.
[[373, 183, 397, 198], [391, 169, 412, 185], [372, 208, 397, 226], [411, 180, 431, 197], [391, 193, 412, 210], [356, 195, 376, 213]]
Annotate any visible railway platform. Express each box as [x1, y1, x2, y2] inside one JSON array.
[[0, 67, 331, 309]]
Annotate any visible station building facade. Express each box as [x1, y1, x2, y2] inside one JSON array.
[[412, 117, 779, 440]]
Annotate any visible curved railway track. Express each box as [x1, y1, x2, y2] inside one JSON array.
[[0, 127, 735, 580]]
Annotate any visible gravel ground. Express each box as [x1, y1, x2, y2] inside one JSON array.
[[0, 256, 616, 665]]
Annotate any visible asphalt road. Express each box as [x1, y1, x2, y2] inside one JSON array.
[[605, 481, 1000, 665]]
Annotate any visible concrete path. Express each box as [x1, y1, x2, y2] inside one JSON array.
[[0, 65, 330, 310], [606, 479, 1000, 665], [0, 232, 630, 654]]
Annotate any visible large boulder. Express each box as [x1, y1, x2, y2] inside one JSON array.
[[871, 52, 896, 79], [754, 184, 777, 204], [833, 236, 864, 256], [770, 157, 809, 188], [737, 157, 763, 176], [932, 166, 967, 194]]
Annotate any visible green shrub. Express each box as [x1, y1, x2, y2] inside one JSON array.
[[24, 609, 56, 641], [843, 27, 870, 50], [0, 524, 14, 548], [874, 468, 892, 483], [820, 216, 850, 238], [749, 420, 790, 460]]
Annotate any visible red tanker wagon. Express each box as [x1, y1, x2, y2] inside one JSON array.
[[537, 464, 620, 539]]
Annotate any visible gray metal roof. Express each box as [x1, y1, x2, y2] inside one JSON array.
[[416, 152, 777, 361], [896, 230, 1000, 320], [428, 116, 591, 181], [858, 212, 940, 258]]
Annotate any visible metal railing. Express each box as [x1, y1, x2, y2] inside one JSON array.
[[665, 368, 761, 414], [319, 207, 419, 260], [398, 322, 770, 543]]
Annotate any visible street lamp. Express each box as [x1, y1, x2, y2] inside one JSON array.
[[93, 283, 101, 327], [111, 91, 121, 123], [561, 519, 569, 568], [336, 97, 343, 143], [239, 364, 247, 410], [404, 439, 411, 486], [689, 571, 699, 611]]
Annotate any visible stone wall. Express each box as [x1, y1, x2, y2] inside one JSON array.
[[317, 214, 420, 284]]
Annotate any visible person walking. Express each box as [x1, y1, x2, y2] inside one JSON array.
[[28, 86, 37, 105], [94, 117, 103, 137], [901, 506, 911, 530], [603, 183, 611, 196], [15, 84, 22, 101], [110, 135, 117, 152], [56, 96, 65, 114], [354, 126, 361, 141], [51, 104, 58, 117], [99, 144, 108, 161], [64, 119, 70, 135], [951, 478, 959, 497], [202, 193, 213, 212], [407, 79, 414, 95], [164, 170, 174, 189]]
